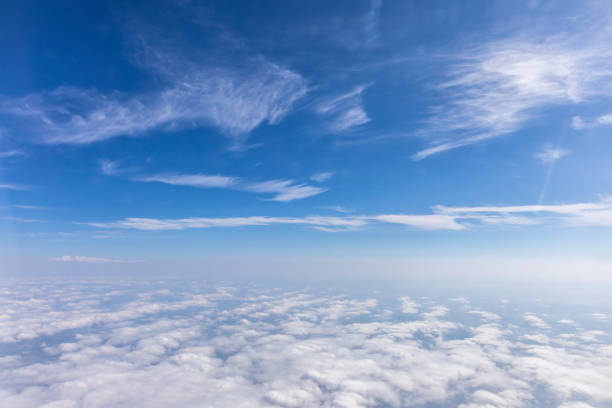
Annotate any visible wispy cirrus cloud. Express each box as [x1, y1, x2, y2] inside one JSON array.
[[51, 255, 135, 263], [87, 196, 612, 232], [3, 216, 42, 223], [534, 146, 570, 164], [310, 171, 334, 183], [415, 34, 612, 160], [0, 39, 307, 149], [0, 150, 26, 159], [99, 159, 133, 176], [316, 84, 371, 133], [135, 173, 326, 202], [0, 183, 29, 191]]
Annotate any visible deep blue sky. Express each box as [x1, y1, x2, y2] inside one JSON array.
[[1, 0, 612, 269]]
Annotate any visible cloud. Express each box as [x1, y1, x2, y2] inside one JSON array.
[[88, 215, 369, 231], [51, 255, 135, 263], [373, 214, 466, 230], [0, 183, 29, 190], [316, 85, 371, 133], [534, 146, 570, 164], [415, 34, 612, 159], [399, 296, 419, 314], [310, 171, 334, 183], [572, 113, 612, 130], [137, 173, 237, 189], [0, 42, 307, 148], [3, 215, 42, 223], [0, 150, 26, 159], [84, 196, 612, 232], [99, 159, 130, 176], [136, 173, 326, 202], [434, 197, 612, 228], [1, 281, 610, 407]]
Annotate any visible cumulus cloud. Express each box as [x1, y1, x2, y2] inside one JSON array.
[[0, 280, 610, 407], [415, 33, 612, 159]]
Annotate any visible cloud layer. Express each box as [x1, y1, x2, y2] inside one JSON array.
[[0, 280, 610, 407]]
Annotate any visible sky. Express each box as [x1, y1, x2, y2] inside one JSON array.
[[1, 0, 612, 274]]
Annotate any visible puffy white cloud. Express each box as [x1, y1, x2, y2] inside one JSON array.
[[1, 280, 610, 407], [534, 146, 570, 164], [572, 113, 612, 130]]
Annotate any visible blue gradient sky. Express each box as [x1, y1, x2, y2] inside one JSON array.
[[1, 0, 612, 270]]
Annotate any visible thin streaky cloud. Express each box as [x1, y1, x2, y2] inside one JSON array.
[[0, 183, 29, 190], [4, 215, 43, 223], [137, 173, 326, 202], [310, 171, 334, 182], [316, 84, 371, 133], [99, 159, 130, 176], [136, 173, 238, 189], [415, 34, 612, 159], [51, 255, 137, 263], [87, 196, 612, 231], [0, 149, 26, 159]]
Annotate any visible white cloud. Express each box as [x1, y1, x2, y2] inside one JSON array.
[[572, 113, 612, 130], [243, 179, 327, 202], [99, 159, 129, 176], [0, 44, 307, 147], [137, 173, 237, 189], [316, 85, 371, 133], [3, 215, 42, 223], [0, 150, 26, 159], [51, 255, 134, 264], [1, 281, 610, 407], [310, 171, 334, 183], [398, 297, 419, 314], [523, 313, 550, 329], [534, 146, 570, 164], [137, 173, 326, 202], [0, 183, 28, 190], [415, 34, 612, 159], [374, 214, 466, 230], [434, 197, 612, 228], [85, 196, 612, 232]]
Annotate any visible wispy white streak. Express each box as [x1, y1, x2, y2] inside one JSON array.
[[415, 35, 612, 159]]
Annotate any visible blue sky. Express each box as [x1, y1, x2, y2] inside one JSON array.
[[1, 0, 612, 269]]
